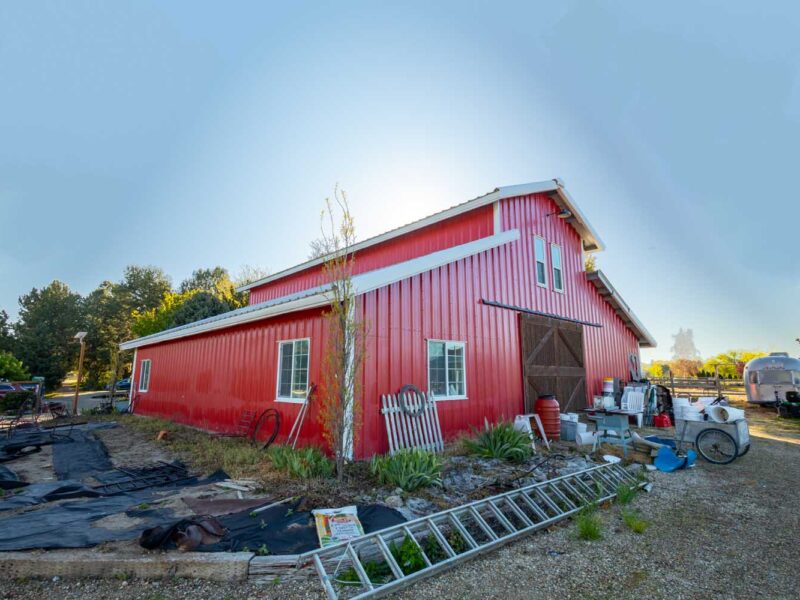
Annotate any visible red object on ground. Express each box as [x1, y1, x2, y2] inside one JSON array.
[[534, 395, 561, 441], [653, 413, 672, 428]]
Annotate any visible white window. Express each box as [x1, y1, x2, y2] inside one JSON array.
[[428, 340, 467, 399], [551, 243, 564, 292], [138, 359, 151, 392], [276, 339, 310, 402], [534, 236, 548, 287]]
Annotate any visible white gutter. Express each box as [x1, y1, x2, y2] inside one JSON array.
[[121, 229, 520, 351], [237, 179, 601, 292], [586, 270, 656, 348]]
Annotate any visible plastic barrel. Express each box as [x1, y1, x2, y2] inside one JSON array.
[[535, 394, 561, 441]]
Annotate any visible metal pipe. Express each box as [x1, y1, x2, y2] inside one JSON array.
[[480, 299, 603, 328]]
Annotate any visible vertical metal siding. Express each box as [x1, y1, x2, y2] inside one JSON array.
[[133, 193, 640, 459], [249, 205, 495, 304], [132, 308, 329, 450]]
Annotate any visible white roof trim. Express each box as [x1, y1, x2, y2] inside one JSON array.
[[120, 229, 520, 350], [586, 270, 656, 348], [237, 179, 603, 292]]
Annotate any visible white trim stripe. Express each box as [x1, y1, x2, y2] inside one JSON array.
[[120, 230, 521, 350]]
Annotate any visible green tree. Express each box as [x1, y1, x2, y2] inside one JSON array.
[[170, 291, 232, 327], [0, 351, 30, 381], [82, 281, 135, 388], [703, 350, 767, 379], [179, 266, 246, 308], [0, 309, 15, 355], [118, 265, 172, 314], [131, 290, 197, 338], [14, 281, 83, 389]]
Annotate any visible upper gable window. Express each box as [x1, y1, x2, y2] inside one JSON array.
[[551, 243, 564, 292], [534, 236, 548, 287]]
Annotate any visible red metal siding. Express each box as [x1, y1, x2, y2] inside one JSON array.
[[132, 192, 640, 460], [356, 193, 639, 456], [132, 307, 330, 450], [249, 205, 494, 304]]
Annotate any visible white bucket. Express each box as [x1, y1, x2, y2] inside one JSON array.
[[705, 405, 745, 423]]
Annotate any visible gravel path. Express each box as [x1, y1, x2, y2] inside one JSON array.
[[2, 409, 798, 600]]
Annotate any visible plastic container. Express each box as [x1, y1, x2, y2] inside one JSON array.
[[653, 414, 672, 428], [535, 394, 561, 441], [560, 420, 577, 441]]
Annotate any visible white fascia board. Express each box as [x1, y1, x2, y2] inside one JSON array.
[[549, 180, 606, 252], [236, 181, 559, 292], [121, 230, 520, 351], [586, 270, 656, 348]]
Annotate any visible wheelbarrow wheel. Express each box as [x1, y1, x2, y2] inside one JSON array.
[[738, 442, 750, 457], [696, 428, 738, 464]]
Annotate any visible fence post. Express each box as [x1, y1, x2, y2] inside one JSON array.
[[714, 365, 721, 397]]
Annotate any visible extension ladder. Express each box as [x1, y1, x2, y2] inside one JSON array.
[[298, 462, 640, 600]]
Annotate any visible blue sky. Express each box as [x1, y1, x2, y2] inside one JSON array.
[[1, 1, 798, 361]]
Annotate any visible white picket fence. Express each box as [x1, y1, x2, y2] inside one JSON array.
[[380, 391, 444, 455]]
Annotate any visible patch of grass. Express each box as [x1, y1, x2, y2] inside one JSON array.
[[621, 509, 649, 534], [266, 445, 335, 479], [575, 505, 603, 541], [256, 543, 270, 556], [462, 421, 533, 463], [370, 449, 442, 492], [615, 483, 638, 505]]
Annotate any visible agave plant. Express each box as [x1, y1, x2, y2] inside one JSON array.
[[462, 421, 533, 462], [370, 448, 443, 492]]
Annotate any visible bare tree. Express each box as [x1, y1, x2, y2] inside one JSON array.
[[308, 238, 332, 260], [316, 187, 367, 481]]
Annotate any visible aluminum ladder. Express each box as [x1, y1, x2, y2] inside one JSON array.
[[298, 462, 641, 600]]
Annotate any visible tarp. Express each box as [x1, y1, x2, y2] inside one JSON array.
[[0, 465, 26, 491], [0, 470, 228, 551], [52, 428, 114, 480]]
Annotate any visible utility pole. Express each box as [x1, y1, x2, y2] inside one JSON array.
[[72, 331, 87, 416]]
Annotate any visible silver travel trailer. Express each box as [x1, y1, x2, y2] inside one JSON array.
[[743, 353, 800, 405]]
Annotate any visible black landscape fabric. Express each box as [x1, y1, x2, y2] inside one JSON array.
[[0, 470, 229, 550], [196, 501, 406, 554], [52, 428, 114, 480], [0, 465, 26, 490]]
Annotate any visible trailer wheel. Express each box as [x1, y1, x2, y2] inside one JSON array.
[[696, 428, 738, 464]]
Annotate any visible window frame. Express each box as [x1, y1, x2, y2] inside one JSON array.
[[275, 338, 311, 404], [533, 235, 548, 288], [138, 359, 151, 393], [427, 339, 468, 401], [550, 242, 564, 293]]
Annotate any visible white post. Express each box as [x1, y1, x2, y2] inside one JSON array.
[[342, 300, 355, 461], [129, 348, 137, 412]]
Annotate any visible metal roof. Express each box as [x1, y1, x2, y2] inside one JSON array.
[[120, 229, 520, 350], [585, 270, 657, 348], [237, 179, 604, 292]]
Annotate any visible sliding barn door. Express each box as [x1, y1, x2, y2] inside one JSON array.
[[520, 314, 586, 413]]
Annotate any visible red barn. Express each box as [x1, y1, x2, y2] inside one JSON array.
[[120, 180, 655, 459]]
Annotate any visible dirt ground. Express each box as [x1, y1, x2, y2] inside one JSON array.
[[2, 401, 799, 599]]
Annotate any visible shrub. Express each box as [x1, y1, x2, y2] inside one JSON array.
[[462, 421, 533, 462], [0, 390, 35, 413], [266, 445, 334, 479], [615, 483, 638, 505], [370, 449, 442, 492], [621, 509, 649, 534], [575, 505, 602, 541]]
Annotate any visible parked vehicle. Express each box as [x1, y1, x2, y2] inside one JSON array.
[[107, 378, 131, 392], [744, 353, 800, 406]]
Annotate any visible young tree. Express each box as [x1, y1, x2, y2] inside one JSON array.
[[14, 281, 83, 388], [316, 187, 367, 481]]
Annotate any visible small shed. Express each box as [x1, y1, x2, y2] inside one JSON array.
[[120, 179, 655, 458]]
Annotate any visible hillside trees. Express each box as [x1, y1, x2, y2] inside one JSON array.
[[14, 281, 83, 389]]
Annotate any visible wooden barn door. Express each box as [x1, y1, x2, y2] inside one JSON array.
[[520, 314, 586, 413]]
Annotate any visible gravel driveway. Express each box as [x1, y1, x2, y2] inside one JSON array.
[[2, 407, 798, 600]]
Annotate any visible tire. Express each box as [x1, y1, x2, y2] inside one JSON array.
[[696, 428, 738, 464], [398, 384, 426, 417], [252, 408, 281, 450], [738, 443, 750, 457]]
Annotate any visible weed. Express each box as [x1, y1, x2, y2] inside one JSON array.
[[249, 511, 258, 518], [462, 421, 533, 463], [575, 505, 602, 541], [136, 502, 151, 510], [114, 572, 131, 581], [621, 509, 649, 534], [256, 544, 270, 556], [370, 449, 442, 492], [266, 445, 335, 479], [615, 483, 637, 505]]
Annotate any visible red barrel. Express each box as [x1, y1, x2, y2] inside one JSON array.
[[535, 394, 561, 441]]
